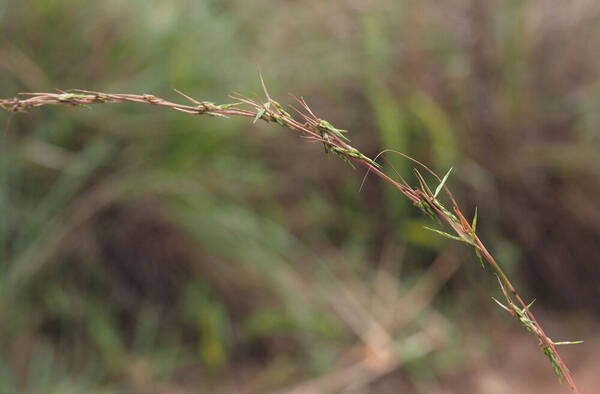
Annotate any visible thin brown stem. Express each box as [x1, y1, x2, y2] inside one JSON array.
[[0, 85, 580, 393]]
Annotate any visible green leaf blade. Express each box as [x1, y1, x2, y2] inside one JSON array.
[[434, 167, 453, 198]]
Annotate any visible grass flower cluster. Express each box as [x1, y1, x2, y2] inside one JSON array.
[[1, 74, 582, 393]]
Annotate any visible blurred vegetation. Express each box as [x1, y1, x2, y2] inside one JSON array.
[[1, 1, 599, 392]]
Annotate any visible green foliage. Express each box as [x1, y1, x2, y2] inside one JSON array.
[[182, 280, 230, 369]]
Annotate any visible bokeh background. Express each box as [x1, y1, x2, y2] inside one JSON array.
[[1, 1, 600, 393]]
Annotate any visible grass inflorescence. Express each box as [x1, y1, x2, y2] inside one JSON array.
[[0, 73, 582, 393]]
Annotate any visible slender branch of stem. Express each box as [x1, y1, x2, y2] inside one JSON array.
[[0, 84, 580, 393]]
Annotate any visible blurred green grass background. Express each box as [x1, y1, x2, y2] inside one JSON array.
[[1, 1, 600, 393]]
